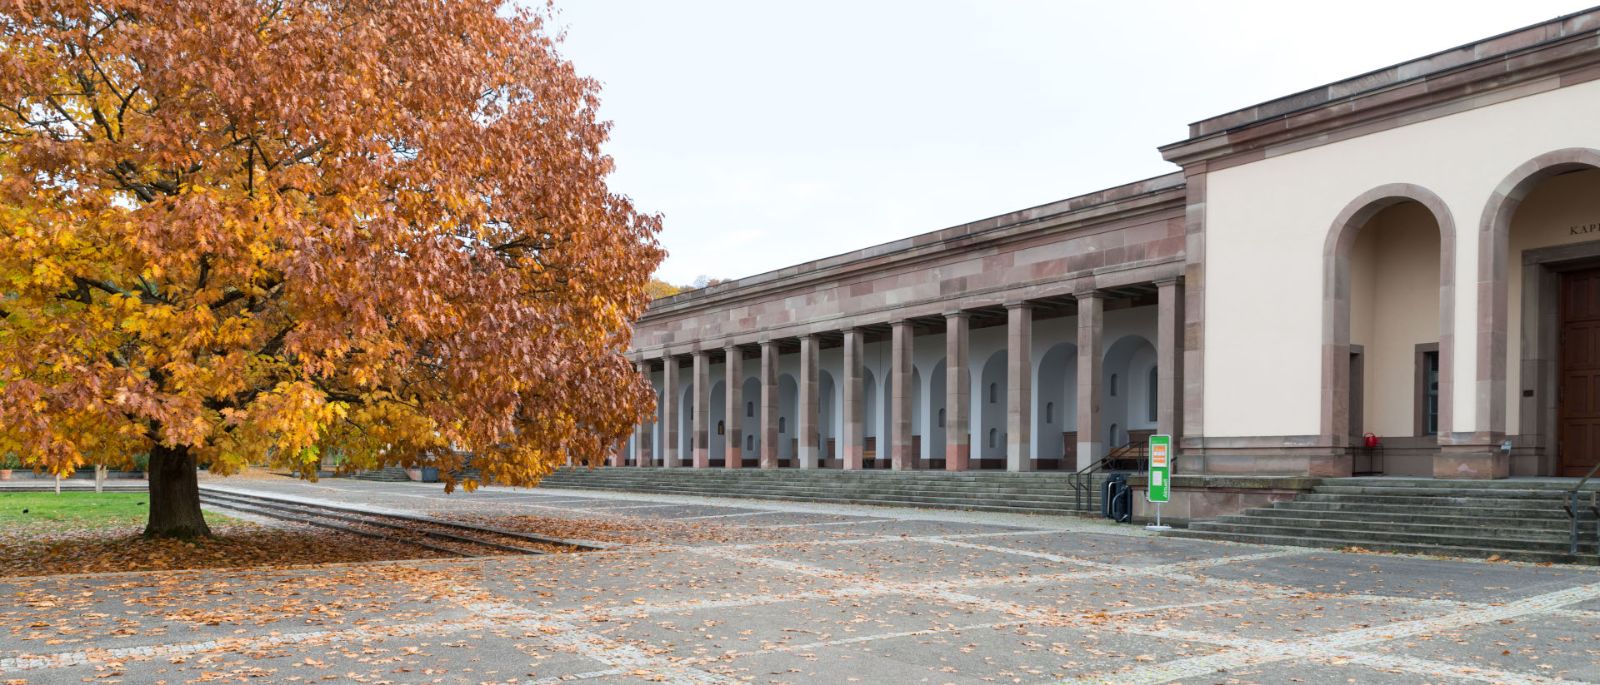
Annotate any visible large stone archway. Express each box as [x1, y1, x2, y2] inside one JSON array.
[[1322, 183, 1457, 477], [1478, 148, 1600, 477]]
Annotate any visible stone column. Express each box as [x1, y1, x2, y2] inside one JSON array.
[[1076, 292, 1104, 471], [1156, 279, 1185, 440], [945, 311, 971, 471], [635, 360, 651, 467], [692, 350, 710, 469], [760, 341, 779, 468], [1006, 302, 1034, 472], [841, 327, 865, 470], [891, 320, 914, 470], [663, 355, 679, 468], [798, 334, 820, 469], [725, 345, 743, 469]]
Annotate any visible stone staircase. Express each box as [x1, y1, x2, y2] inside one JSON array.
[[1171, 477, 1600, 564], [537, 467, 1104, 516]]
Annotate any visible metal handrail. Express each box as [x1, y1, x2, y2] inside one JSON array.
[[1567, 460, 1600, 556], [1068, 440, 1150, 511]]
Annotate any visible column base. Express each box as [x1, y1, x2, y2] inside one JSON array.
[[1434, 444, 1510, 479], [945, 444, 970, 472]]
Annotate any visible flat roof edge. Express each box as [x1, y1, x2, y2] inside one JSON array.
[[1184, 6, 1600, 139], [648, 171, 1185, 310]]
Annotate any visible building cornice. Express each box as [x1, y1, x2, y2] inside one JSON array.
[[641, 172, 1185, 321], [1160, 9, 1600, 169]]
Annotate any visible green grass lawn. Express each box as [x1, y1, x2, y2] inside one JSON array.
[[0, 492, 154, 530]]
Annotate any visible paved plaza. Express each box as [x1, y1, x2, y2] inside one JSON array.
[[4, 479, 1600, 684]]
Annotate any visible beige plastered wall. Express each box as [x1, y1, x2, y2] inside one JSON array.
[[1205, 78, 1600, 438], [1349, 203, 1441, 438]]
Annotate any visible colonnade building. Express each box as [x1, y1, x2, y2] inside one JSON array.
[[617, 10, 1600, 501]]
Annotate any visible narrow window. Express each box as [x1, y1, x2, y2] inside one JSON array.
[[988, 428, 997, 448], [1108, 423, 1119, 447], [747, 401, 754, 417], [989, 383, 997, 404], [1148, 368, 1159, 422], [746, 435, 754, 451], [937, 408, 945, 428], [779, 417, 787, 434], [1422, 350, 1440, 436], [1046, 402, 1054, 424], [717, 420, 725, 436], [1110, 374, 1118, 397]]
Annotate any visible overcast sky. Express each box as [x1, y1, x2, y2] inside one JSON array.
[[549, 1, 1593, 286]]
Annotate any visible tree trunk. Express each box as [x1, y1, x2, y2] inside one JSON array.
[[144, 444, 211, 538]]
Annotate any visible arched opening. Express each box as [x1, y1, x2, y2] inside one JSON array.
[[710, 380, 726, 466], [741, 376, 761, 467], [1035, 342, 1078, 469], [929, 359, 946, 468], [862, 368, 879, 465], [818, 370, 837, 466], [1485, 153, 1600, 476], [978, 350, 1007, 467], [1324, 184, 1455, 477], [778, 373, 798, 465], [679, 384, 694, 466], [1103, 335, 1156, 450]]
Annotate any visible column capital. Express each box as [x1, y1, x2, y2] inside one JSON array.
[[1154, 277, 1184, 288], [889, 318, 912, 328], [1074, 289, 1105, 301], [943, 309, 969, 320], [1004, 300, 1033, 311]]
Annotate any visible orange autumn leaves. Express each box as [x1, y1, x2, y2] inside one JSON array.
[[0, 1, 663, 487]]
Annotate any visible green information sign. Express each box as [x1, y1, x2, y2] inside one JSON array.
[[1147, 434, 1171, 504]]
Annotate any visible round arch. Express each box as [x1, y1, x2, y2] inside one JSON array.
[[1477, 148, 1600, 439], [1321, 183, 1457, 463]]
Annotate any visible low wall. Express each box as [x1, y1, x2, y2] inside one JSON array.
[[1124, 474, 1319, 525]]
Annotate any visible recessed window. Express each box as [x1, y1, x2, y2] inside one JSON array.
[[746, 435, 754, 451], [988, 428, 997, 448], [1046, 402, 1054, 424], [1147, 368, 1159, 422], [989, 383, 997, 404], [779, 417, 787, 434], [1420, 349, 1440, 436], [717, 420, 725, 436], [938, 408, 945, 428], [747, 401, 754, 417], [1110, 374, 1118, 397]]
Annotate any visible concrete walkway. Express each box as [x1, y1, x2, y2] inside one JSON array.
[[4, 477, 1600, 684]]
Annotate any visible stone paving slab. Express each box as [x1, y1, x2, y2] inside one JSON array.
[[1383, 611, 1600, 682], [976, 529, 1269, 567], [7, 477, 1600, 685], [1188, 550, 1600, 602], [1168, 660, 1486, 684]]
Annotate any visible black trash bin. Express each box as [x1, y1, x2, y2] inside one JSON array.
[[1101, 473, 1132, 523]]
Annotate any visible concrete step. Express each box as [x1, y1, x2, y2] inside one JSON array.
[[1270, 500, 1576, 519], [1186, 520, 1592, 555], [547, 484, 1097, 511], [1313, 484, 1580, 499], [1256, 505, 1595, 529], [537, 469, 1108, 515], [1292, 492, 1575, 509], [1321, 477, 1600, 492], [1212, 513, 1588, 541], [1168, 529, 1597, 565]]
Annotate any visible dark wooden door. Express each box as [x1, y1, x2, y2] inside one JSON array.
[[1559, 268, 1600, 476]]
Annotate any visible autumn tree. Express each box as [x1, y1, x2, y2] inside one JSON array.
[[0, 1, 664, 537], [643, 278, 681, 300]]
